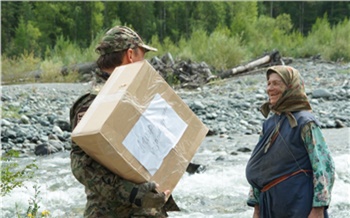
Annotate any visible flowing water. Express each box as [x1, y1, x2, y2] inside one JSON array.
[[2, 128, 349, 217]]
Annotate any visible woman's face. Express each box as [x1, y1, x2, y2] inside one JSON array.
[[267, 73, 287, 106]]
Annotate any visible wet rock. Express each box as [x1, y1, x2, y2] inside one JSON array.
[[20, 115, 30, 124], [335, 119, 346, 128], [1, 119, 12, 127], [215, 155, 225, 161], [54, 120, 71, 131], [34, 140, 64, 155], [312, 89, 333, 98], [230, 151, 238, 155], [186, 163, 205, 175], [3, 129, 17, 139], [237, 147, 251, 153]]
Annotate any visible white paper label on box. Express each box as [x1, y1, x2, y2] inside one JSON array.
[[123, 94, 188, 176]]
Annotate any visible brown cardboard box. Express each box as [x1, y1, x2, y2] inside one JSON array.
[[71, 60, 208, 192]]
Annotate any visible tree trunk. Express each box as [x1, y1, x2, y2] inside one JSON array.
[[218, 50, 285, 79]]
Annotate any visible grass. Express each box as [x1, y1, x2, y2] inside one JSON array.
[[2, 104, 22, 119], [1, 17, 349, 85]]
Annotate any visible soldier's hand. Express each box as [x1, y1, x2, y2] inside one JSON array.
[[129, 182, 170, 208]]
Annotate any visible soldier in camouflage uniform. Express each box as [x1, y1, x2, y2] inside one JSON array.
[[70, 26, 180, 218]]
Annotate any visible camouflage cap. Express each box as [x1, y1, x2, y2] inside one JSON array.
[[96, 26, 157, 55]]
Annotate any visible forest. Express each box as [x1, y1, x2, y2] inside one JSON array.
[[1, 1, 350, 83]]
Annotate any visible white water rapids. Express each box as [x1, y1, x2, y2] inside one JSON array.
[[2, 128, 349, 217]]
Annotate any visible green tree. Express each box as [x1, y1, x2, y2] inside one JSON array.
[[90, 2, 105, 41], [154, 1, 193, 42], [12, 16, 41, 56], [260, 1, 350, 35], [100, 2, 121, 29], [32, 2, 65, 53], [191, 2, 226, 33], [324, 1, 350, 24], [228, 1, 258, 41], [1, 1, 34, 56], [30, 2, 105, 54], [1, 1, 350, 63], [246, 13, 296, 57], [117, 2, 156, 41]]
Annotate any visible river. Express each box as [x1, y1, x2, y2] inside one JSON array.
[[2, 128, 349, 217]]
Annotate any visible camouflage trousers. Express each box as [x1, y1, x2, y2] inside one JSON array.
[[83, 189, 168, 218]]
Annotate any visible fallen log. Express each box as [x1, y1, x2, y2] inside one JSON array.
[[219, 50, 287, 79], [20, 62, 97, 83], [60, 61, 97, 76], [13, 51, 287, 87]]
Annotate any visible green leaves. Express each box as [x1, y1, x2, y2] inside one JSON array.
[[1, 1, 349, 78], [0, 150, 38, 197]]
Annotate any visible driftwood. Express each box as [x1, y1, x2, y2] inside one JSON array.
[[219, 50, 290, 79], [57, 50, 290, 83], [60, 62, 97, 76], [150, 53, 217, 89], [23, 62, 97, 82], [14, 50, 291, 88]]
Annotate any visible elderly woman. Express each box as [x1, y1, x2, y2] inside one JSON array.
[[245, 66, 335, 218]]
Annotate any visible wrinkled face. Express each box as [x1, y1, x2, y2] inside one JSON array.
[[267, 73, 287, 106]]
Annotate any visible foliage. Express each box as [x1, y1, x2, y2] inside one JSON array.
[[26, 185, 41, 217], [2, 103, 21, 119], [2, 1, 349, 58], [1, 1, 349, 85], [1, 52, 41, 84], [155, 2, 192, 42], [322, 18, 350, 62], [229, 1, 258, 40], [38, 59, 79, 83], [117, 2, 157, 42], [298, 14, 332, 58], [49, 35, 84, 64], [179, 28, 207, 62], [295, 15, 350, 62], [9, 17, 42, 57], [14, 185, 50, 218], [191, 2, 226, 34], [1, 151, 50, 217], [245, 13, 296, 57], [176, 27, 247, 70], [25, 185, 50, 218], [149, 35, 180, 60], [0, 150, 38, 197]]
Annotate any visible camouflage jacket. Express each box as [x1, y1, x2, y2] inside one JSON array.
[[70, 69, 180, 218]]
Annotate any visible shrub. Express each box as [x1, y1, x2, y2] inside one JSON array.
[[1, 150, 38, 197], [14, 185, 51, 218], [1, 52, 41, 84], [175, 27, 248, 70], [298, 14, 338, 60], [39, 59, 79, 83], [300, 15, 350, 62], [201, 27, 247, 69], [323, 18, 350, 62], [149, 35, 180, 59], [246, 14, 297, 58], [49, 35, 86, 65]]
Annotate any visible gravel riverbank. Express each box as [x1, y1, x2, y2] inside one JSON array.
[[1, 58, 349, 156]]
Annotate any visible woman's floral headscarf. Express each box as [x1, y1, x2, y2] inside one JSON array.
[[260, 65, 312, 127]]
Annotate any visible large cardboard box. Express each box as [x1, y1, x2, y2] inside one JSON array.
[[71, 60, 208, 192]]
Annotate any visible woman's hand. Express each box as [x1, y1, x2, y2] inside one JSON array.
[[253, 205, 260, 218], [308, 207, 324, 218]]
